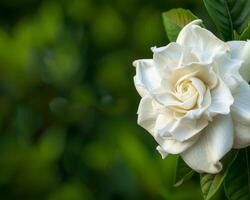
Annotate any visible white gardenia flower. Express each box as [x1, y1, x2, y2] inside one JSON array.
[[133, 20, 250, 174]]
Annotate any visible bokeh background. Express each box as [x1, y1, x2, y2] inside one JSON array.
[[0, 0, 214, 199]]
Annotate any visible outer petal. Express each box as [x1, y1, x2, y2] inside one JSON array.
[[137, 96, 160, 136], [154, 111, 200, 157], [231, 82, 250, 149], [233, 120, 250, 148], [156, 134, 200, 157], [231, 81, 250, 124], [228, 40, 250, 82], [208, 78, 234, 116], [154, 112, 175, 137], [169, 116, 208, 142], [152, 42, 199, 70], [181, 114, 233, 174], [177, 20, 230, 63], [214, 53, 243, 91], [133, 59, 162, 97]]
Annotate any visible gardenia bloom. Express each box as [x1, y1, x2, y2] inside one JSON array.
[[133, 20, 250, 174]]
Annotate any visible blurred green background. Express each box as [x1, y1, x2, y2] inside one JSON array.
[[0, 0, 213, 199]]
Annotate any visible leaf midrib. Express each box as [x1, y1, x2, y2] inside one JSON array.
[[223, 0, 234, 39]]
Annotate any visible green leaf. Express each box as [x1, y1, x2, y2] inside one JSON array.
[[233, 30, 241, 40], [239, 22, 250, 40], [200, 150, 238, 200], [203, 0, 250, 41], [224, 148, 250, 200], [162, 8, 199, 42], [174, 156, 194, 187]]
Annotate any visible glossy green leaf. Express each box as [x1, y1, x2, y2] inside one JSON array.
[[224, 148, 250, 200], [203, 0, 250, 41], [233, 30, 241, 40], [200, 150, 238, 200], [239, 22, 250, 40], [174, 156, 194, 187], [162, 8, 199, 42]]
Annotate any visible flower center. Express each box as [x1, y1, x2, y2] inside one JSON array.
[[175, 79, 197, 102], [168, 76, 206, 115]]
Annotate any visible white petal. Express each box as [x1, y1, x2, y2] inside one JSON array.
[[184, 89, 211, 119], [137, 96, 160, 136], [177, 20, 230, 63], [231, 81, 250, 124], [154, 112, 203, 154], [181, 114, 233, 174], [133, 77, 148, 97], [163, 92, 198, 111], [133, 59, 163, 97], [208, 78, 234, 116], [154, 112, 174, 137], [152, 42, 199, 69], [155, 102, 210, 143], [233, 120, 250, 149], [156, 134, 200, 155], [170, 116, 208, 142], [190, 77, 206, 106], [214, 53, 243, 91], [176, 63, 218, 89], [228, 40, 250, 82]]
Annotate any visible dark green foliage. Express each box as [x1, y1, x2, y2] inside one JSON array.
[[174, 156, 194, 187], [224, 148, 250, 200], [203, 0, 250, 40]]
